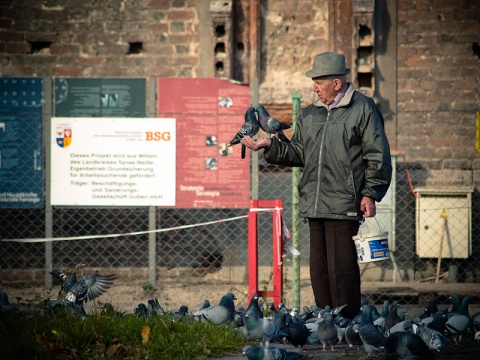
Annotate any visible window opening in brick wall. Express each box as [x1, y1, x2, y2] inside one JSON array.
[[473, 42, 479, 59], [128, 42, 143, 54], [29, 41, 53, 54], [215, 24, 226, 37], [358, 24, 372, 43], [357, 46, 374, 66], [215, 61, 224, 73], [357, 72, 373, 89], [215, 42, 226, 53], [237, 42, 244, 52]]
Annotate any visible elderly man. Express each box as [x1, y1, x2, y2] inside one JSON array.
[[242, 52, 392, 318]]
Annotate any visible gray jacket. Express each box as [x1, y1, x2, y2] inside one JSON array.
[[264, 83, 392, 221]]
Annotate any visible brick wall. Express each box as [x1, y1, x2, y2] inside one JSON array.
[[0, 0, 479, 187], [397, 0, 479, 186], [0, 0, 203, 78]]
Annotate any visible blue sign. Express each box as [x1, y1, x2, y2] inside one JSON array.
[[0, 78, 43, 208]]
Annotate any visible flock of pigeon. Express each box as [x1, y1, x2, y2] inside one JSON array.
[[228, 104, 291, 158], [1, 269, 480, 360]]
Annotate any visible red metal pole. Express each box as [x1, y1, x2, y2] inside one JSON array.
[[248, 199, 283, 307]]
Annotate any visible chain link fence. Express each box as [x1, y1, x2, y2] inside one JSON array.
[[1, 111, 479, 313]]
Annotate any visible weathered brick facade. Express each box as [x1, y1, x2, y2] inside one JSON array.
[[0, 0, 479, 187]]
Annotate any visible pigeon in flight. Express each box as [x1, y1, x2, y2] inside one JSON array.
[[228, 106, 260, 159], [50, 269, 116, 306], [255, 104, 291, 143]]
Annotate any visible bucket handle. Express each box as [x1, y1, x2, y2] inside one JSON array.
[[357, 216, 382, 235]]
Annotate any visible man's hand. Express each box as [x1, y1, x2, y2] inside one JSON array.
[[241, 135, 271, 151], [360, 196, 376, 218]]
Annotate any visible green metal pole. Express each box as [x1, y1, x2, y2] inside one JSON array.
[[291, 92, 301, 309]]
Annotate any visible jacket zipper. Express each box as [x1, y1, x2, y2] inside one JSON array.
[[313, 109, 330, 215]]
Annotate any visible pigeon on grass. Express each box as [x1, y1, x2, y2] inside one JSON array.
[[148, 298, 165, 316], [193, 292, 236, 324]]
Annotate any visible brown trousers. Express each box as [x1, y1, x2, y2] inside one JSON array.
[[308, 218, 361, 319]]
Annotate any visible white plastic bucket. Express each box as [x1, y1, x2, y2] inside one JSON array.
[[352, 232, 389, 263]]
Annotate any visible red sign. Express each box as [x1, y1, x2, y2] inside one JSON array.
[[157, 78, 251, 208]]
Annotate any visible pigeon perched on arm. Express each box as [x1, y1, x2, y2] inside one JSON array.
[[193, 292, 236, 324], [228, 107, 260, 159], [255, 104, 291, 143]]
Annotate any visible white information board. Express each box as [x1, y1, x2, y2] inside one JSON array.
[[51, 117, 176, 206]]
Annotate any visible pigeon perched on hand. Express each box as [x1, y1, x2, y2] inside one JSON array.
[[255, 104, 291, 142], [193, 292, 236, 324], [228, 106, 260, 159]]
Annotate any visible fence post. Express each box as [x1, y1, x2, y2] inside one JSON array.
[[148, 77, 157, 286], [291, 92, 301, 309], [44, 77, 53, 290]]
